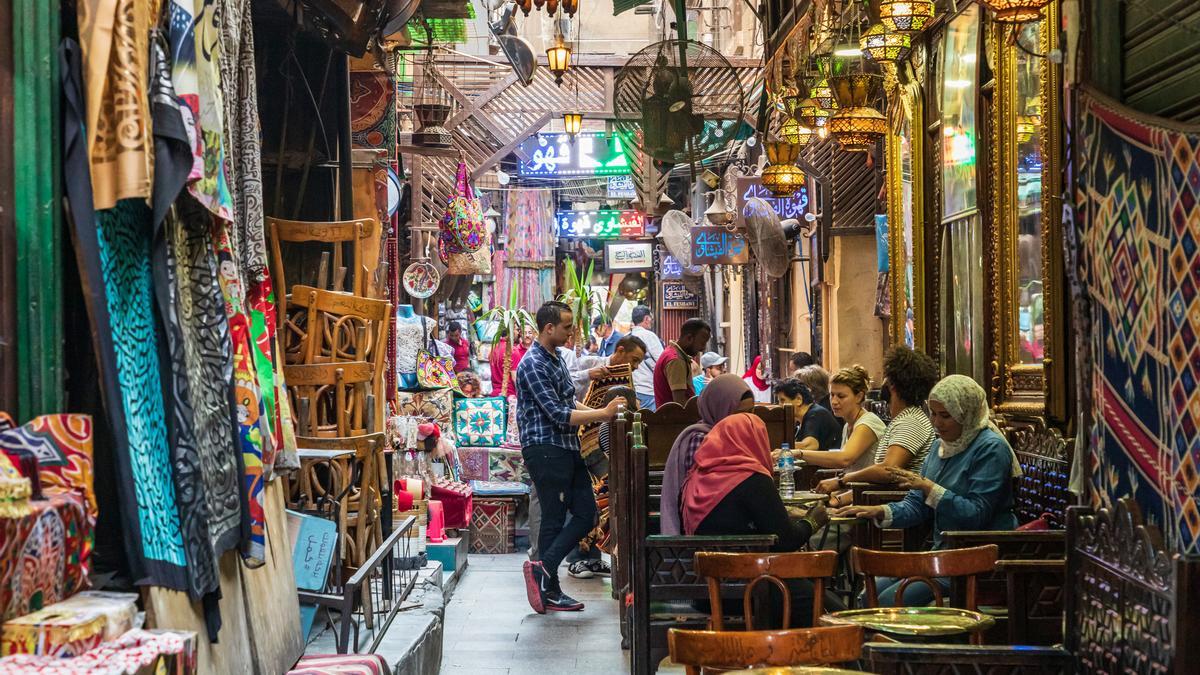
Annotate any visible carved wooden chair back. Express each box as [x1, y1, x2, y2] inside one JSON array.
[[852, 544, 999, 611], [751, 404, 796, 456], [1007, 421, 1072, 528], [268, 216, 380, 317], [668, 625, 863, 675], [284, 285, 391, 367], [295, 432, 386, 572], [694, 551, 838, 630], [284, 362, 375, 438]]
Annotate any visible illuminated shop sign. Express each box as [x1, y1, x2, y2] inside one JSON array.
[[556, 210, 646, 239], [691, 226, 750, 265], [735, 176, 809, 220], [517, 132, 633, 177], [605, 242, 654, 272], [607, 175, 637, 199]]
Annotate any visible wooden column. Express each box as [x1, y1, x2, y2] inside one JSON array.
[[0, 0, 16, 413], [13, 0, 62, 418]]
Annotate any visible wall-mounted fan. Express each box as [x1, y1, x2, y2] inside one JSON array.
[[488, 1, 537, 85], [613, 39, 746, 166], [658, 209, 694, 267], [743, 197, 802, 278]]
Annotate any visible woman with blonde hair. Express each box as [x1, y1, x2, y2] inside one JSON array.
[[791, 365, 885, 477]]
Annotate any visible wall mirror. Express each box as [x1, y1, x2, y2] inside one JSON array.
[[888, 83, 923, 351]]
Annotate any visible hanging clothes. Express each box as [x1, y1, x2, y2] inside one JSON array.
[[77, 0, 155, 209]]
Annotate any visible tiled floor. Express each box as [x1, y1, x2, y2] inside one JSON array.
[[440, 553, 630, 674]]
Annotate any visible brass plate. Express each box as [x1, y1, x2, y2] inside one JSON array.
[[783, 492, 830, 505], [820, 606, 995, 636], [726, 668, 862, 675]]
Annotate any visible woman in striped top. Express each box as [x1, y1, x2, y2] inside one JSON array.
[[811, 347, 940, 508]]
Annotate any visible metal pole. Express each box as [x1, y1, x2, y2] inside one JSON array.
[[336, 51, 355, 271]]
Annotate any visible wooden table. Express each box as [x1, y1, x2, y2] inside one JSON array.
[[725, 668, 863, 674]]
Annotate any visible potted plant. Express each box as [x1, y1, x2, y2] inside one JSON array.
[[482, 283, 533, 396], [558, 258, 606, 355]]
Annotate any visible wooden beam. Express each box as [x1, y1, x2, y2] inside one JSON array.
[[470, 112, 552, 181], [445, 72, 519, 129], [430, 68, 517, 160]]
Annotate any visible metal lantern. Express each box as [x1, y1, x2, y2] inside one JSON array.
[[546, 34, 571, 85], [861, 23, 912, 63], [563, 111, 583, 138], [809, 78, 836, 110], [412, 50, 452, 148], [780, 117, 814, 147], [979, 0, 1052, 23], [829, 107, 888, 151], [795, 97, 831, 130], [881, 0, 936, 33], [761, 141, 806, 197], [1016, 114, 1040, 143]]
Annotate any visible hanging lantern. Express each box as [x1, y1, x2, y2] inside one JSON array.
[[780, 117, 814, 147], [828, 73, 886, 152], [562, 0, 579, 15], [809, 78, 836, 110], [880, 0, 936, 33], [1016, 114, 1040, 143], [979, 0, 1052, 23], [412, 51, 452, 148], [546, 34, 571, 85], [795, 97, 832, 130], [517, 0, 532, 14], [761, 141, 806, 197], [861, 23, 912, 63], [563, 111, 583, 138], [829, 107, 888, 151]]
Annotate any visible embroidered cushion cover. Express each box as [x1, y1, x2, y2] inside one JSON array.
[[453, 397, 507, 447]]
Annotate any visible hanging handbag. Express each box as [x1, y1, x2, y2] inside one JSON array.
[[447, 245, 492, 276], [437, 162, 488, 263], [415, 317, 458, 390]]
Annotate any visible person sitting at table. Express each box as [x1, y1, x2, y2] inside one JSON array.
[[833, 374, 1021, 606], [681, 400, 833, 626], [660, 374, 754, 536], [775, 377, 841, 452], [811, 347, 939, 507], [785, 366, 885, 480]]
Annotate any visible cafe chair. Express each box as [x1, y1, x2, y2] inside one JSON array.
[[667, 625, 863, 675], [694, 551, 838, 630]]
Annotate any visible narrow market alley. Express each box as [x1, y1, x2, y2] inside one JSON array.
[[441, 554, 628, 674]]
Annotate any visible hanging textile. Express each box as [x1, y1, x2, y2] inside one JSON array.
[[1076, 87, 1200, 553], [492, 249, 554, 311], [504, 189, 557, 265], [77, 0, 154, 209]]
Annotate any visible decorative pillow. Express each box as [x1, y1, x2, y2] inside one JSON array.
[[455, 447, 491, 482], [504, 395, 520, 447], [487, 448, 529, 484], [454, 397, 507, 447], [395, 389, 454, 433], [469, 480, 530, 496]]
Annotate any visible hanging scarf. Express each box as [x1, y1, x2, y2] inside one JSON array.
[[661, 374, 753, 535], [681, 412, 774, 534], [928, 375, 1023, 477]]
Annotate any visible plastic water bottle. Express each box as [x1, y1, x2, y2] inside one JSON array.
[[778, 443, 795, 500]]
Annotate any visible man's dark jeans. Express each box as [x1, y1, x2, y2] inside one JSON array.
[[522, 444, 596, 580]]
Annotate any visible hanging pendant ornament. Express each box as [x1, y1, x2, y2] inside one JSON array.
[[546, 0, 559, 15], [517, 0, 532, 14], [404, 254, 441, 299], [562, 0, 578, 15]]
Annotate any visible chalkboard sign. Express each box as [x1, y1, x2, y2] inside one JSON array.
[[736, 176, 809, 221], [662, 281, 700, 309], [691, 226, 750, 265]]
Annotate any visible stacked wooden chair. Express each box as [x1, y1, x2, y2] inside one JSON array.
[[270, 216, 393, 585]]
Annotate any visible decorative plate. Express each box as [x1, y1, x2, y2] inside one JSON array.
[[403, 260, 440, 299], [820, 606, 995, 636]]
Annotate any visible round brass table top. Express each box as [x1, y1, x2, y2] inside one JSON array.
[[720, 662, 864, 667], [820, 606, 995, 636]]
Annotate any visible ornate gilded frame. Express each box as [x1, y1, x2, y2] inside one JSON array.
[[887, 78, 925, 351], [987, 5, 1064, 418]]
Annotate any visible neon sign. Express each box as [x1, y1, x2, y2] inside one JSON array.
[[736, 176, 808, 220], [556, 210, 645, 239], [518, 132, 632, 177], [607, 175, 637, 199], [691, 226, 750, 265]]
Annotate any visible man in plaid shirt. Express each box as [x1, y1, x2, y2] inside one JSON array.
[[517, 301, 622, 613]]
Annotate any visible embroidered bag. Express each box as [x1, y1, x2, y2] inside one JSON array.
[[453, 397, 507, 447], [437, 162, 487, 263], [416, 350, 457, 389]]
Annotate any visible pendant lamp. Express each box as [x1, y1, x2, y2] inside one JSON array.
[[761, 141, 806, 197], [979, 0, 1052, 23], [861, 23, 912, 64], [547, 32, 571, 85], [880, 0, 936, 33]]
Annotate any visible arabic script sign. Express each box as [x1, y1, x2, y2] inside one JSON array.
[[607, 175, 637, 199], [661, 281, 699, 310], [735, 176, 809, 221], [691, 226, 750, 265], [556, 210, 645, 239], [605, 242, 654, 271], [518, 132, 632, 178]]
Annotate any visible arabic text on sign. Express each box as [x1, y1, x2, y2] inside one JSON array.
[[662, 281, 699, 309], [691, 227, 749, 265], [519, 132, 633, 178], [556, 210, 646, 239], [606, 242, 654, 270], [736, 177, 809, 220]]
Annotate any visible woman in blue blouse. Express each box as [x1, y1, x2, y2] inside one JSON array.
[[833, 375, 1021, 606]]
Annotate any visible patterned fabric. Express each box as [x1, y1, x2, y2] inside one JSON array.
[[487, 449, 529, 484], [1077, 89, 1200, 552], [76, 0, 154, 209], [437, 163, 487, 263], [394, 389, 454, 432], [874, 406, 935, 470], [514, 342, 579, 451], [0, 628, 197, 673], [469, 500, 515, 554], [578, 363, 634, 461], [289, 653, 388, 675], [505, 395, 521, 447], [492, 250, 555, 313], [0, 491, 90, 622], [454, 398, 507, 447], [455, 447, 490, 482], [503, 189, 556, 265], [0, 416, 95, 520], [0, 453, 30, 519], [171, 208, 245, 555], [469, 480, 530, 496], [350, 71, 397, 149], [416, 350, 457, 390], [1, 607, 107, 657], [95, 201, 188, 587]]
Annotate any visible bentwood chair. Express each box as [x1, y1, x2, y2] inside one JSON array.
[[268, 216, 381, 316], [851, 544, 1000, 644], [694, 551, 838, 630], [284, 362, 374, 438], [667, 625, 863, 675]]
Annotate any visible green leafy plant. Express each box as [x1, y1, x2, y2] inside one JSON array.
[[558, 258, 606, 354], [482, 283, 533, 395]]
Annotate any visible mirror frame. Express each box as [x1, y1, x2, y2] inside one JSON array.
[[988, 5, 1065, 419], [887, 81, 926, 352]]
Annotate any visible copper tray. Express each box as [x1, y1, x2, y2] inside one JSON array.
[[820, 606, 995, 636], [782, 491, 830, 505], [726, 668, 862, 674]]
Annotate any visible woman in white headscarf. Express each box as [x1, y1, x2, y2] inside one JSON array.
[[834, 374, 1020, 606]]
